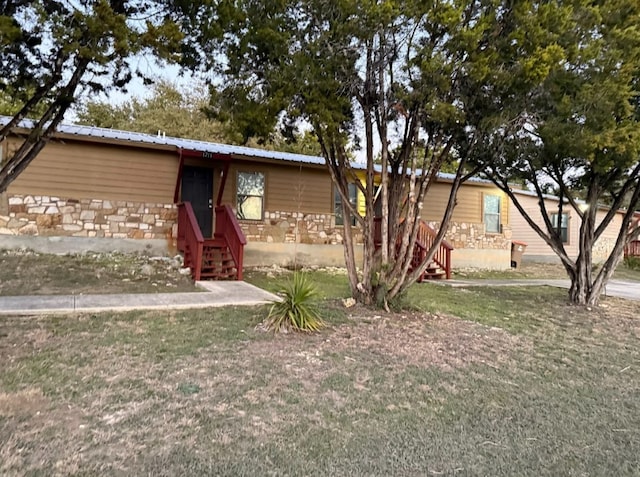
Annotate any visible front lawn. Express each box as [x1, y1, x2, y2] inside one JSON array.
[[1, 274, 639, 476]]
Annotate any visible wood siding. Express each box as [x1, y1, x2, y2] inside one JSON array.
[[219, 158, 333, 214], [5, 134, 508, 232], [509, 192, 624, 260], [422, 182, 509, 226], [8, 138, 177, 203]]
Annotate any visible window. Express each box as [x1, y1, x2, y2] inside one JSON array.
[[551, 213, 569, 243], [236, 172, 265, 220], [334, 183, 358, 226], [483, 194, 501, 233]]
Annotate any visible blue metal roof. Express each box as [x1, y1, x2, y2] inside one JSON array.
[[1, 115, 491, 183]]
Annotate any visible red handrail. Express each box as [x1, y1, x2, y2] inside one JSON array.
[[214, 204, 247, 280], [177, 202, 204, 280], [373, 217, 453, 279], [625, 240, 640, 258], [415, 220, 453, 279]]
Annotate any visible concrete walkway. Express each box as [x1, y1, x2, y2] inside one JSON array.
[[438, 278, 640, 302], [0, 281, 280, 316]]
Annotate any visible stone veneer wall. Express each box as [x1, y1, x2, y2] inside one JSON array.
[[0, 194, 177, 240], [240, 211, 509, 250], [593, 237, 618, 262], [240, 210, 364, 245], [0, 196, 511, 251], [427, 221, 512, 250]]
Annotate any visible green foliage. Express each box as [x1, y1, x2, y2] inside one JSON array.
[[0, 1, 185, 192], [177, 382, 201, 395], [0, 86, 51, 117], [466, 0, 640, 304], [76, 80, 229, 143], [175, 0, 525, 306], [623, 256, 640, 271], [266, 272, 325, 333]]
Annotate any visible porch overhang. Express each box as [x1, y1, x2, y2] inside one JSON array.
[[173, 148, 233, 206]]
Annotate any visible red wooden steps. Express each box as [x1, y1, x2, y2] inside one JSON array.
[[200, 239, 239, 280]]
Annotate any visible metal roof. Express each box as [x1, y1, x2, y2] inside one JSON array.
[[1, 115, 491, 183], [0, 115, 327, 166]]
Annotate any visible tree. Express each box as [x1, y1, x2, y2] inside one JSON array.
[[0, 86, 51, 117], [172, 0, 525, 307], [76, 80, 229, 143], [471, 0, 640, 305], [77, 79, 323, 152], [0, 0, 183, 192]]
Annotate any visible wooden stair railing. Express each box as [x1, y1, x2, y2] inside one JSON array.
[[177, 202, 247, 281], [177, 202, 204, 280], [625, 240, 640, 258], [373, 217, 453, 280], [213, 204, 247, 280]]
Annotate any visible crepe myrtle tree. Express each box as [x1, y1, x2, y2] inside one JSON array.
[[472, 0, 640, 306], [0, 0, 183, 193], [170, 0, 559, 307]]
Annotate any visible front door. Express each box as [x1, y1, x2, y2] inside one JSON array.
[[182, 166, 214, 237]]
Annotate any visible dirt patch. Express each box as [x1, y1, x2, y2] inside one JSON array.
[[248, 308, 529, 375]]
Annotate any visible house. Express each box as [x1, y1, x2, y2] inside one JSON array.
[[0, 118, 514, 277], [509, 188, 627, 263]]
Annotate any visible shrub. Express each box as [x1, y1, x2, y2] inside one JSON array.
[[266, 272, 325, 333], [624, 255, 640, 271]]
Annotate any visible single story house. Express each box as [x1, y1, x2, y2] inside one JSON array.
[[0, 118, 513, 277], [509, 188, 627, 263]]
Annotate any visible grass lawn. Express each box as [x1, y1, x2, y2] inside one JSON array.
[[1, 270, 639, 476], [454, 260, 640, 282]]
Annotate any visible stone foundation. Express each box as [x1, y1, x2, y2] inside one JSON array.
[[0, 196, 512, 256], [239, 212, 510, 250], [593, 237, 617, 262], [0, 194, 177, 240], [239, 210, 363, 245], [428, 221, 512, 250]]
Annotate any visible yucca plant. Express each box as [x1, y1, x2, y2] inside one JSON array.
[[266, 272, 325, 332]]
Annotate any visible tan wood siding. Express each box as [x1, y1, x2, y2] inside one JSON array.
[[511, 194, 626, 261], [220, 161, 333, 214], [8, 139, 177, 203], [422, 182, 508, 225], [510, 193, 580, 258], [597, 210, 623, 240]]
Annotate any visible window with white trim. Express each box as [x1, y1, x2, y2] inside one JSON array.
[[551, 212, 569, 243], [484, 194, 501, 233], [236, 172, 265, 220]]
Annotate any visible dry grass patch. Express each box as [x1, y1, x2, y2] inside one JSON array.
[[0, 249, 198, 296], [1, 285, 639, 476]]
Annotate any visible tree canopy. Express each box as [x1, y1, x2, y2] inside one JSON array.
[[469, 0, 640, 305], [0, 0, 183, 192], [173, 0, 536, 306], [76, 79, 323, 153], [76, 80, 229, 143]]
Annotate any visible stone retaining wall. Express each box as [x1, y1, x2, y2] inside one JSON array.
[[0, 194, 177, 240]]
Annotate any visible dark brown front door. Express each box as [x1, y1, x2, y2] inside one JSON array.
[[182, 166, 214, 237]]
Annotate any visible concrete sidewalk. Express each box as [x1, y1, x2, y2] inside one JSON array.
[[0, 281, 280, 316], [436, 278, 640, 302]]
